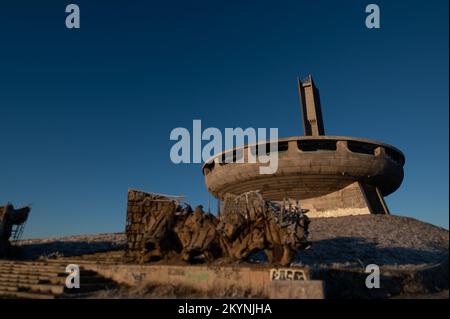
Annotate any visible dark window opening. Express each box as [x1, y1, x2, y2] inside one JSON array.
[[250, 142, 288, 156], [220, 152, 229, 165], [221, 149, 242, 164], [278, 142, 289, 153], [347, 141, 377, 155], [297, 139, 337, 151]]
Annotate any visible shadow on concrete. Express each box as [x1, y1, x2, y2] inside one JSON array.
[[290, 237, 448, 298], [12, 241, 125, 260], [294, 236, 448, 266]]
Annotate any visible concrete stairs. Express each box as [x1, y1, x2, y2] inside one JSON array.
[[0, 260, 117, 299], [61, 250, 125, 263]]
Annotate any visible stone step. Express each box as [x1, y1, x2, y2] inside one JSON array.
[[0, 273, 65, 282], [0, 285, 18, 292], [0, 262, 99, 271], [0, 282, 64, 294], [46, 259, 104, 265], [0, 279, 114, 296], [0, 269, 63, 277], [0, 261, 65, 267], [0, 267, 99, 278], [0, 260, 99, 268], [50, 260, 124, 267], [0, 268, 96, 277], [0, 273, 110, 285], [0, 260, 119, 298], [0, 264, 69, 271], [0, 277, 40, 285], [0, 289, 55, 299], [0, 268, 66, 275]]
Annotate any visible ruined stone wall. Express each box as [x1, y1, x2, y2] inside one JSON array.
[[300, 182, 378, 218], [125, 189, 177, 261]]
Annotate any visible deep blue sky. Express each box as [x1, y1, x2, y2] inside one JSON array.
[[0, 0, 448, 238]]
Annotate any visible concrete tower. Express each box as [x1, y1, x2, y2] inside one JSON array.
[[298, 75, 325, 136]]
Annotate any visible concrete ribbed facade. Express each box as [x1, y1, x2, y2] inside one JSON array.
[[202, 136, 404, 217]]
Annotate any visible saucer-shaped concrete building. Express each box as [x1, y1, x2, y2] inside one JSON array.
[[202, 75, 405, 218]]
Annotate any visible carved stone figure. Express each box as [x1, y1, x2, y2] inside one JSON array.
[[218, 192, 310, 266], [175, 205, 220, 262], [125, 189, 310, 266]]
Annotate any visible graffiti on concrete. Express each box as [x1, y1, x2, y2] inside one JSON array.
[[270, 268, 308, 281]]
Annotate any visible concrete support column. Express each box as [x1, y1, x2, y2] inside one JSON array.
[[336, 140, 348, 151], [288, 140, 299, 155], [375, 146, 386, 157]]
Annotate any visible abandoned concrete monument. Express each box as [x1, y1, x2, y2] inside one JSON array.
[[202, 75, 405, 218], [1, 76, 447, 300], [0, 203, 30, 256], [126, 75, 406, 265]]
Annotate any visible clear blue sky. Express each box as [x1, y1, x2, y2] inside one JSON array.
[[0, 0, 448, 238]]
